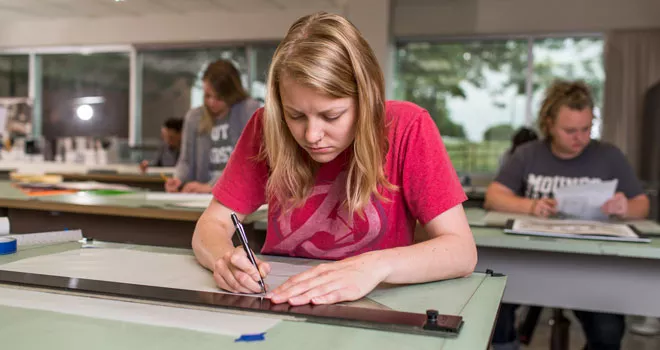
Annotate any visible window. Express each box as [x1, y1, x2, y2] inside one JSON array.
[[249, 45, 278, 103], [532, 37, 604, 139], [41, 53, 130, 139], [0, 55, 29, 97], [395, 36, 604, 174], [139, 47, 248, 143]]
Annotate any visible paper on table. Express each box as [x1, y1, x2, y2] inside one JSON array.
[[167, 200, 211, 209], [554, 180, 618, 220], [145, 192, 214, 202], [505, 217, 649, 243], [480, 210, 660, 235], [7, 229, 83, 246], [0, 248, 309, 295], [0, 286, 280, 336], [56, 181, 134, 191]]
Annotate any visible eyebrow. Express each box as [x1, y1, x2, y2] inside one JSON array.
[[282, 105, 348, 115]]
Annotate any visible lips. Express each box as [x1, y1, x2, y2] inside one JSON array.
[[308, 147, 333, 154]]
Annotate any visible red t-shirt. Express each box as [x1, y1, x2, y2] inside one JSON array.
[[213, 101, 466, 260]]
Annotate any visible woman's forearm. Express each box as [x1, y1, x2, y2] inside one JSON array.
[[484, 183, 533, 214], [191, 208, 239, 271], [371, 234, 477, 285]]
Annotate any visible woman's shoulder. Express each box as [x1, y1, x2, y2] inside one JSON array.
[[235, 98, 263, 112], [586, 140, 626, 158], [385, 100, 428, 117], [184, 106, 205, 122], [385, 100, 434, 132]]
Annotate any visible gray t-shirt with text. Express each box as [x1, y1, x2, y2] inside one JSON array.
[[209, 118, 234, 179], [495, 140, 644, 199]]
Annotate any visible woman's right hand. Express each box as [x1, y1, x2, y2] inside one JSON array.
[[164, 178, 182, 193], [530, 198, 557, 218], [213, 246, 271, 294]]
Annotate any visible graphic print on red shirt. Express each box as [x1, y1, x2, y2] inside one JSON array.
[[267, 170, 388, 260]]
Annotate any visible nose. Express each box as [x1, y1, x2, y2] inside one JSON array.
[[305, 119, 324, 145]]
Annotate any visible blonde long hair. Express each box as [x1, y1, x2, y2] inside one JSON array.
[[538, 80, 594, 140], [263, 12, 395, 215]]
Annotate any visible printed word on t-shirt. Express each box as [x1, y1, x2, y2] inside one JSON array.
[[525, 174, 602, 199], [210, 122, 233, 172]]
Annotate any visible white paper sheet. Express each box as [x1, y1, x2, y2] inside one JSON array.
[[8, 229, 83, 246], [0, 286, 280, 337], [166, 200, 212, 209], [145, 192, 214, 202], [0, 248, 309, 295], [56, 181, 134, 191], [554, 179, 618, 220]]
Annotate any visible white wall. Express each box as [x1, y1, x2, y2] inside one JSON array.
[[0, 1, 394, 88], [393, 0, 660, 38], [345, 0, 394, 96], [2, 0, 659, 51], [0, 8, 337, 48]]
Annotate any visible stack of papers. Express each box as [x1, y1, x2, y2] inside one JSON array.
[[554, 180, 618, 221]]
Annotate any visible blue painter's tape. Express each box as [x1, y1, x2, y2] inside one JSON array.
[[0, 237, 17, 255], [235, 332, 266, 342]]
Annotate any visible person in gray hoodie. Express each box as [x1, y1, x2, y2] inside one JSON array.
[[165, 59, 261, 193]]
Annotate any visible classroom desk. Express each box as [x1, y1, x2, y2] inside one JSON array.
[[0, 242, 506, 350], [462, 186, 486, 208], [0, 161, 174, 191], [48, 172, 167, 191], [0, 182, 265, 248], [467, 208, 660, 318]]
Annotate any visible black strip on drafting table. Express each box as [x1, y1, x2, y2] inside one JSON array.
[[0, 270, 464, 338]]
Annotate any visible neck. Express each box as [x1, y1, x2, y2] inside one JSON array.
[[550, 142, 582, 160], [212, 107, 229, 120]]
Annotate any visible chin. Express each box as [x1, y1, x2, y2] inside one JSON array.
[[307, 152, 339, 164]]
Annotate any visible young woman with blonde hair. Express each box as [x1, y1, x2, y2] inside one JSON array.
[[191, 12, 477, 306]]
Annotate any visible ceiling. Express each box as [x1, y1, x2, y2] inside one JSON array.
[[0, 0, 341, 21]]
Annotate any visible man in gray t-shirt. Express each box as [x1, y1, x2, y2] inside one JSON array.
[[496, 139, 644, 200], [487, 80, 650, 350]]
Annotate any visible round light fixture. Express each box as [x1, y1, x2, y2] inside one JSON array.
[[76, 104, 94, 121]]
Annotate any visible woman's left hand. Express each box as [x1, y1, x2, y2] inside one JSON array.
[[266, 252, 389, 305]]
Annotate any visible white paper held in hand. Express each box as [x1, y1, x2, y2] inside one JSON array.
[[554, 179, 618, 220]]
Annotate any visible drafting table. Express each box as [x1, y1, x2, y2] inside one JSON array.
[[0, 241, 506, 350], [0, 182, 265, 248]]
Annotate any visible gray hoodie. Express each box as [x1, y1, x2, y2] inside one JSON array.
[[174, 98, 261, 185]]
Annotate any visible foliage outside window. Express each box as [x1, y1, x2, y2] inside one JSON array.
[[394, 36, 604, 175]]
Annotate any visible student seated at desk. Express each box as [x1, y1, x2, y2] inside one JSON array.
[[140, 117, 183, 173], [485, 80, 650, 350], [165, 59, 261, 193], [191, 12, 477, 305]]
